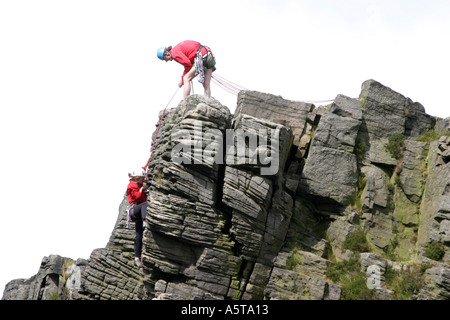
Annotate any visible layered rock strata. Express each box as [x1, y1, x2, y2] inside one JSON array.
[[4, 80, 450, 300]]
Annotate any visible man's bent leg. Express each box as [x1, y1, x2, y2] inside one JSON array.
[[183, 66, 197, 98]]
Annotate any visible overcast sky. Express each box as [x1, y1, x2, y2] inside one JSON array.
[[1, 0, 449, 296]]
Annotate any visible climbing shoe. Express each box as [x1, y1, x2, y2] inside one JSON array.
[[134, 258, 142, 268]]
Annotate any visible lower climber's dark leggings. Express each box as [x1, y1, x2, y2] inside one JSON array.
[[133, 202, 148, 259]]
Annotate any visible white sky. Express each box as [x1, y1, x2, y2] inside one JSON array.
[[1, 0, 450, 296]]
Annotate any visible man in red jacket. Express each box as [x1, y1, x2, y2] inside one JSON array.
[[157, 40, 216, 98]]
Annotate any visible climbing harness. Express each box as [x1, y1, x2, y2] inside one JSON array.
[[195, 45, 213, 84]]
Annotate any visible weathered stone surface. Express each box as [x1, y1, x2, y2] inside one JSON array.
[[227, 114, 292, 177], [301, 146, 358, 206], [418, 140, 450, 258], [274, 250, 329, 280], [327, 214, 359, 259], [311, 112, 361, 153], [418, 267, 450, 300], [359, 139, 428, 260], [2, 255, 81, 300], [405, 101, 436, 138], [222, 166, 272, 260], [80, 248, 143, 300], [330, 94, 363, 120], [147, 186, 222, 246], [361, 165, 390, 209], [359, 79, 407, 166], [258, 189, 295, 264], [436, 117, 450, 132], [154, 281, 224, 300], [264, 267, 340, 300], [283, 198, 331, 258], [392, 189, 420, 260], [240, 263, 272, 300], [437, 136, 450, 165], [359, 161, 420, 259], [236, 90, 314, 149], [364, 208, 394, 253], [360, 79, 407, 134], [300, 97, 362, 206], [399, 140, 428, 202]]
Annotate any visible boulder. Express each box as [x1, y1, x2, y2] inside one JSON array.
[[310, 112, 361, 153], [235, 90, 314, 149], [300, 146, 358, 206], [300, 95, 362, 206], [330, 94, 363, 120], [359, 79, 407, 166]]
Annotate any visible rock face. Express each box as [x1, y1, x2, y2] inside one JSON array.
[[3, 80, 450, 300]]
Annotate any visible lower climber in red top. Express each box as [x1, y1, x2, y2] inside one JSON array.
[[126, 168, 149, 267]]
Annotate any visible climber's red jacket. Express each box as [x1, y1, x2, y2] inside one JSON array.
[[170, 40, 209, 79], [126, 180, 146, 204]]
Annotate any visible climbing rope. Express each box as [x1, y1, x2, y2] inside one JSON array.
[[292, 98, 335, 104], [211, 73, 248, 96], [144, 75, 337, 180], [211, 73, 335, 104], [144, 87, 179, 180]]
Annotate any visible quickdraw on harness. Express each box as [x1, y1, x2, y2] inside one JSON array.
[[195, 45, 212, 84]]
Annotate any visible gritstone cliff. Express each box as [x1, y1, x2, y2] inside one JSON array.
[[3, 80, 450, 300]]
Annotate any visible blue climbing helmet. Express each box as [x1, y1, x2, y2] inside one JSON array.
[[157, 47, 166, 60]]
